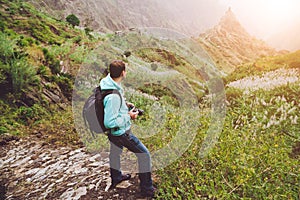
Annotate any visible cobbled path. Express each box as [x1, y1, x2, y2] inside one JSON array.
[[0, 135, 145, 200]]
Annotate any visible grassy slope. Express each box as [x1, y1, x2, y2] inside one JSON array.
[[224, 50, 300, 84], [0, 0, 102, 146], [155, 53, 300, 199]]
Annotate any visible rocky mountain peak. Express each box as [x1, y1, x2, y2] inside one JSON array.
[[197, 8, 278, 73], [218, 7, 248, 35], [220, 7, 237, 25]]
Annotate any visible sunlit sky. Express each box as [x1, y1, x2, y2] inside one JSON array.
[[218, 0, 300, 41], [169, 0, 300, 50]]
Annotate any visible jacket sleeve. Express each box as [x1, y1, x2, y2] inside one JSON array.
[[103, 93, 131, 129]]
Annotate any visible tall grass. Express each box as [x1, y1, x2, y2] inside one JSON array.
[[154, 82, 299, 199], [0, 32, 39, 94]]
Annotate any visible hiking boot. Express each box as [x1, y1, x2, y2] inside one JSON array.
[[109, 174, 131, 190], [141, 187, 157, 198]]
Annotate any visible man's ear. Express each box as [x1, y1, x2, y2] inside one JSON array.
[[121, 70, 126, 77]]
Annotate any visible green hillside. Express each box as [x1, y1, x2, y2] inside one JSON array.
[[0, 0, 299, 199], [0, 0, 102, 144], [225, 50, 300, 84]]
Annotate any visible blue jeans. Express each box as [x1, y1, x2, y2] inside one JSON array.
[[108, 129, 153, 191]]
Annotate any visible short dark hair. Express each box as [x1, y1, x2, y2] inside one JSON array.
[[109, 60, 126, 78]]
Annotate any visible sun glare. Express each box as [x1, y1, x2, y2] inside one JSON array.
[[265, 0, 298, 22], [220, 0, 300, 25]]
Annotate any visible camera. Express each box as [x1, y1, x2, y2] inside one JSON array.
[[128, 105, 144, 116]]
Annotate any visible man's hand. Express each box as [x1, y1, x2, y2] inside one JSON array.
[[128, 107, 139, 120], [126, 102, 135, 108]]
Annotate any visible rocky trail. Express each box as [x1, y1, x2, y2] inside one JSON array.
[[0, 135, 150, 200]]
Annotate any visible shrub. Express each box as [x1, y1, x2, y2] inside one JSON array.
[[16, 104, 48, 125], [42, 47, 61, 74], [0, 32, 15, 63], [151, 63, 158, 71], [66, 14, 80, 27], [0, 32, 38, 94], [123, 50, 131, 58], [10, 57, 39, 93]]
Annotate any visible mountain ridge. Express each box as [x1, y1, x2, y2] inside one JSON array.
[[27, 1, 280, 73], [197, 8, 278, 73]]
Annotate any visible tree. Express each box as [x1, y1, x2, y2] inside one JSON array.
[[66, 14, 80, 27], [123, 50, 131, 58]]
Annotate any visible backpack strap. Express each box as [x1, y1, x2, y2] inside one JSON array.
[[99, 87, 122, 133], [100, 87, 122, 109]]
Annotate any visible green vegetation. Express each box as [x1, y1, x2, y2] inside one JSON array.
[[154, 81, 300, 199], [138, 83, 179, 107], [224, 51, 300, 84], [0, 0, 102, 141], [0, 32, 39, 94], [136, 48, 205, 81], [66, 14, 80, 27], [274, 50, 300, 69], [0, 0, 299, 199], [132, 49, 299, 198]]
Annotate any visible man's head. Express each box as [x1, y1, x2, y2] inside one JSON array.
[[109, 60, 126, 79]]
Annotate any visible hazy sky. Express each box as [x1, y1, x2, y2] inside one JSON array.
[[164, 0, 300, 50], [217, 0, 300, 42]]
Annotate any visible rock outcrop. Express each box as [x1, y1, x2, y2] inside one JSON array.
[[197, 8, 278, 73]]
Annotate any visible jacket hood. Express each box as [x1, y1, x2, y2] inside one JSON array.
[[100, 74, 123, 91]]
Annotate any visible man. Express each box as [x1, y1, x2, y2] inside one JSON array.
[[100, 60, 156, 197]]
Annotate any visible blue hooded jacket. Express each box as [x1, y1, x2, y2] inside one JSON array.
[[100, 74, 131, 136]]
